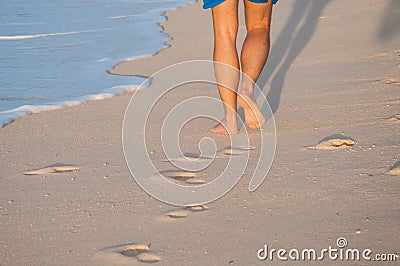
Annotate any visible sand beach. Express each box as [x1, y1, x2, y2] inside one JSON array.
[[1, 0, 399, 265]]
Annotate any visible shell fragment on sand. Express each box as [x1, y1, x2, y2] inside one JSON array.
[[24, 165, 79, 175], [136, 253, 161, 263], [307, 137, 356, 150], [121, 244, 150, 257]]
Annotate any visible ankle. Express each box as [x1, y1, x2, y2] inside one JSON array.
[[223, 115, 237, 126], [239, 87, 254, 98]]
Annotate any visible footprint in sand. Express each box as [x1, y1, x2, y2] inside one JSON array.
[[24, 165, 79, 175], [384, 77, 400, 85], [386, 114, 400, 123], [159, 146, 257, 184], [160, 170, 197, 180], [121, 245, 160, 263], [306, 135, 356, 150], [136, 253, 161, 263], [165, 209, 192, 219], [221, 145, 256, 155], [186, 205, 209, 211], [158, 170, 206, 185], [388, 161, 400, 176], [162, 205, 209, 220], [120, 244, 151, 256], [162, 146, 256, 161], [96, 243, 161, 264], [234, 145, 257, 151], [200, 145, 257, 159], [184, 178, 206, 184], [162, 155, 213, 163]]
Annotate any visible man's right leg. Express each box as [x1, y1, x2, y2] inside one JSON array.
[[238, 0, 273, 129]]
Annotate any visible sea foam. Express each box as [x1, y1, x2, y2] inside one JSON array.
[[0, 84, 140, 127], [0, 29, 112, 41]]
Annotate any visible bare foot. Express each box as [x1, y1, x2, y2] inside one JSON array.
[[210, 120, 238, 135], [237, 93, 265, 129]]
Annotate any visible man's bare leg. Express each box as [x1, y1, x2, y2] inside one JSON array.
[[210, 0, 240, 135], [238, 0, 273, 129]]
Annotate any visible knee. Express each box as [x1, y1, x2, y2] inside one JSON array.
[[213, 25, 238, 43], [247, 25, 270, 35]]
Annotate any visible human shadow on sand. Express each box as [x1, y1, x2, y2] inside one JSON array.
[[254, 0, 332, 117], [377, 0, 400, 40]]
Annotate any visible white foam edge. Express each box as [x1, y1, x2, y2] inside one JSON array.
[[0, 28, 113, 41], [0, 84, 143, 127]]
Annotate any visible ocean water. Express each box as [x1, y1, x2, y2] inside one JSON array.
[[0, 0, 194, 126]]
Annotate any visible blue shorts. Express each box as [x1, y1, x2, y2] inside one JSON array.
[[203, 0, 278, 9]]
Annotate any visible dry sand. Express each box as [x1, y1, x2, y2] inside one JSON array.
[[1, 0, 399, 265]]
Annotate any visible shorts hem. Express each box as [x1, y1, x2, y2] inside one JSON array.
[[203, 0, 278, 9]]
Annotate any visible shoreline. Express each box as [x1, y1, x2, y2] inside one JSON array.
[[1, 1, 399, 265], [107, 1, 213, 77], [107, 1, 198, 77], [0, 84, 139, 128]]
